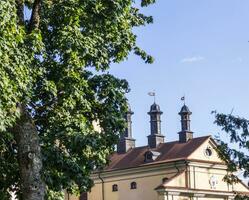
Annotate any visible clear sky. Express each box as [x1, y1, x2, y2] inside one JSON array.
[[109, 0, 249, 147]]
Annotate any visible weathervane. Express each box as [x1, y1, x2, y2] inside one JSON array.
[[148, 91, 156, 103], [181, 95, 186, 105]]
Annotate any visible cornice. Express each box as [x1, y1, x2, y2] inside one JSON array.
[[92, 160, 187, 181], [91, 158, 227, 181], [186, 159, 226, 169], [157, 186, 235, 198]]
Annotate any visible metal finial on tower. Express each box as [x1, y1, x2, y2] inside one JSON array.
[[148, 91, 156, 103], [181, 95, 186, 105]]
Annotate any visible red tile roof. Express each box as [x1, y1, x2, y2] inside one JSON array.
[[105, 136, 211, 171]]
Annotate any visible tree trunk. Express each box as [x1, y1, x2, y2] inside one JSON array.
[[14, 104, 45, 200]]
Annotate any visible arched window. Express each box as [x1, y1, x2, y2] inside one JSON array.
[[112, 184, 118, 192], [130, 182, 137, 189]]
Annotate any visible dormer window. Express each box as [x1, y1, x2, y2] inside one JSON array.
[[146, 152, 153, 160], [144, 150, 161, 162], [112, 184, 118, 192], [130, 182, 137, 189]]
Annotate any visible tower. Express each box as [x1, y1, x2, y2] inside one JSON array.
[[178, 104, 193, 143], [117, 105, 136, 153], [147, 103, 165, 148]]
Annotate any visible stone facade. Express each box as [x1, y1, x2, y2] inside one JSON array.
[[65, 104, 249, 200], [66, 137, 249, 200]]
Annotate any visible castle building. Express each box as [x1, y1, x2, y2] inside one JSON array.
[[67, 103, 249, 200]]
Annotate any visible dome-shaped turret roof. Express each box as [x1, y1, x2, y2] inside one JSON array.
[[179, 104, 192, 115], [150, 103, 161, 112]]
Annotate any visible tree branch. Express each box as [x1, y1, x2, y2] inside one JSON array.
[[15, 0, 24, 25], [28, 0, 42, 32]]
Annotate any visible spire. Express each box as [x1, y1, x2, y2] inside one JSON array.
[[117, 105, 135, 153], [178, 104, 193, 143], [147, 102, 165, 148]]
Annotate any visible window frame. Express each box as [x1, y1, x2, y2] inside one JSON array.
[[130, 181, 137, 190], [112, 184, 118, 192]]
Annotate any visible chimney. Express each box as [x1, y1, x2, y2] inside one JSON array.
[[147, 103, 165, 148], [178, 104, 193, 143], [117, 105, 135, 153]]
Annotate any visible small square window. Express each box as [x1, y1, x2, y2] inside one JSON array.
[[112, 184, 118, 192]]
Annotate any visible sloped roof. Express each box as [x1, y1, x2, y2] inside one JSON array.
[[179, 104, 192, 114], [105, 136, 210, 172]]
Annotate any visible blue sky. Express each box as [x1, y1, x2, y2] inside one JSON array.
[[109, 0, 249, 147]]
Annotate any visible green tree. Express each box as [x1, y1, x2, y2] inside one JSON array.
[[214, 112, 249, 199], [0, 0, 155, 199]]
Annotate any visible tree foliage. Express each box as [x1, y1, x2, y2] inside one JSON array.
[[213, 112, 249, 199], [0, 0, 155, 198]]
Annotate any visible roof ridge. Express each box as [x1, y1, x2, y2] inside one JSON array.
[[114, 135, 211, 153]]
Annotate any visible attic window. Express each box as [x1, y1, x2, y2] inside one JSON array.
[[205, 148, 212, 157], [146, 152, 153, 160], [144, 150, 161, 162]]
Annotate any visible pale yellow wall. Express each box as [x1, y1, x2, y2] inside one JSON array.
[[166, 171, 186, 187], [88, 167, 184, 200], [66, 138, 249, 200], [90, 175, 161, 200], [188, 138, 222, 163], [187, 165, 249, 194], [191, 166, 230, 191], [233, 181, 249, 192], [189, 167, 229, 191], [189, 165, 195, 189], [88, 183, 102, 200], [188, 138, 249, 193]]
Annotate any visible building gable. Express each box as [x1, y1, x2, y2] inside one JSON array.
[[188, 136, 224, 163]]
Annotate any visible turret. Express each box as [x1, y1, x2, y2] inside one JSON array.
[[117, 105, 136, 153], [178, 104, 193, 143], [147, 103, 165, 148]]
